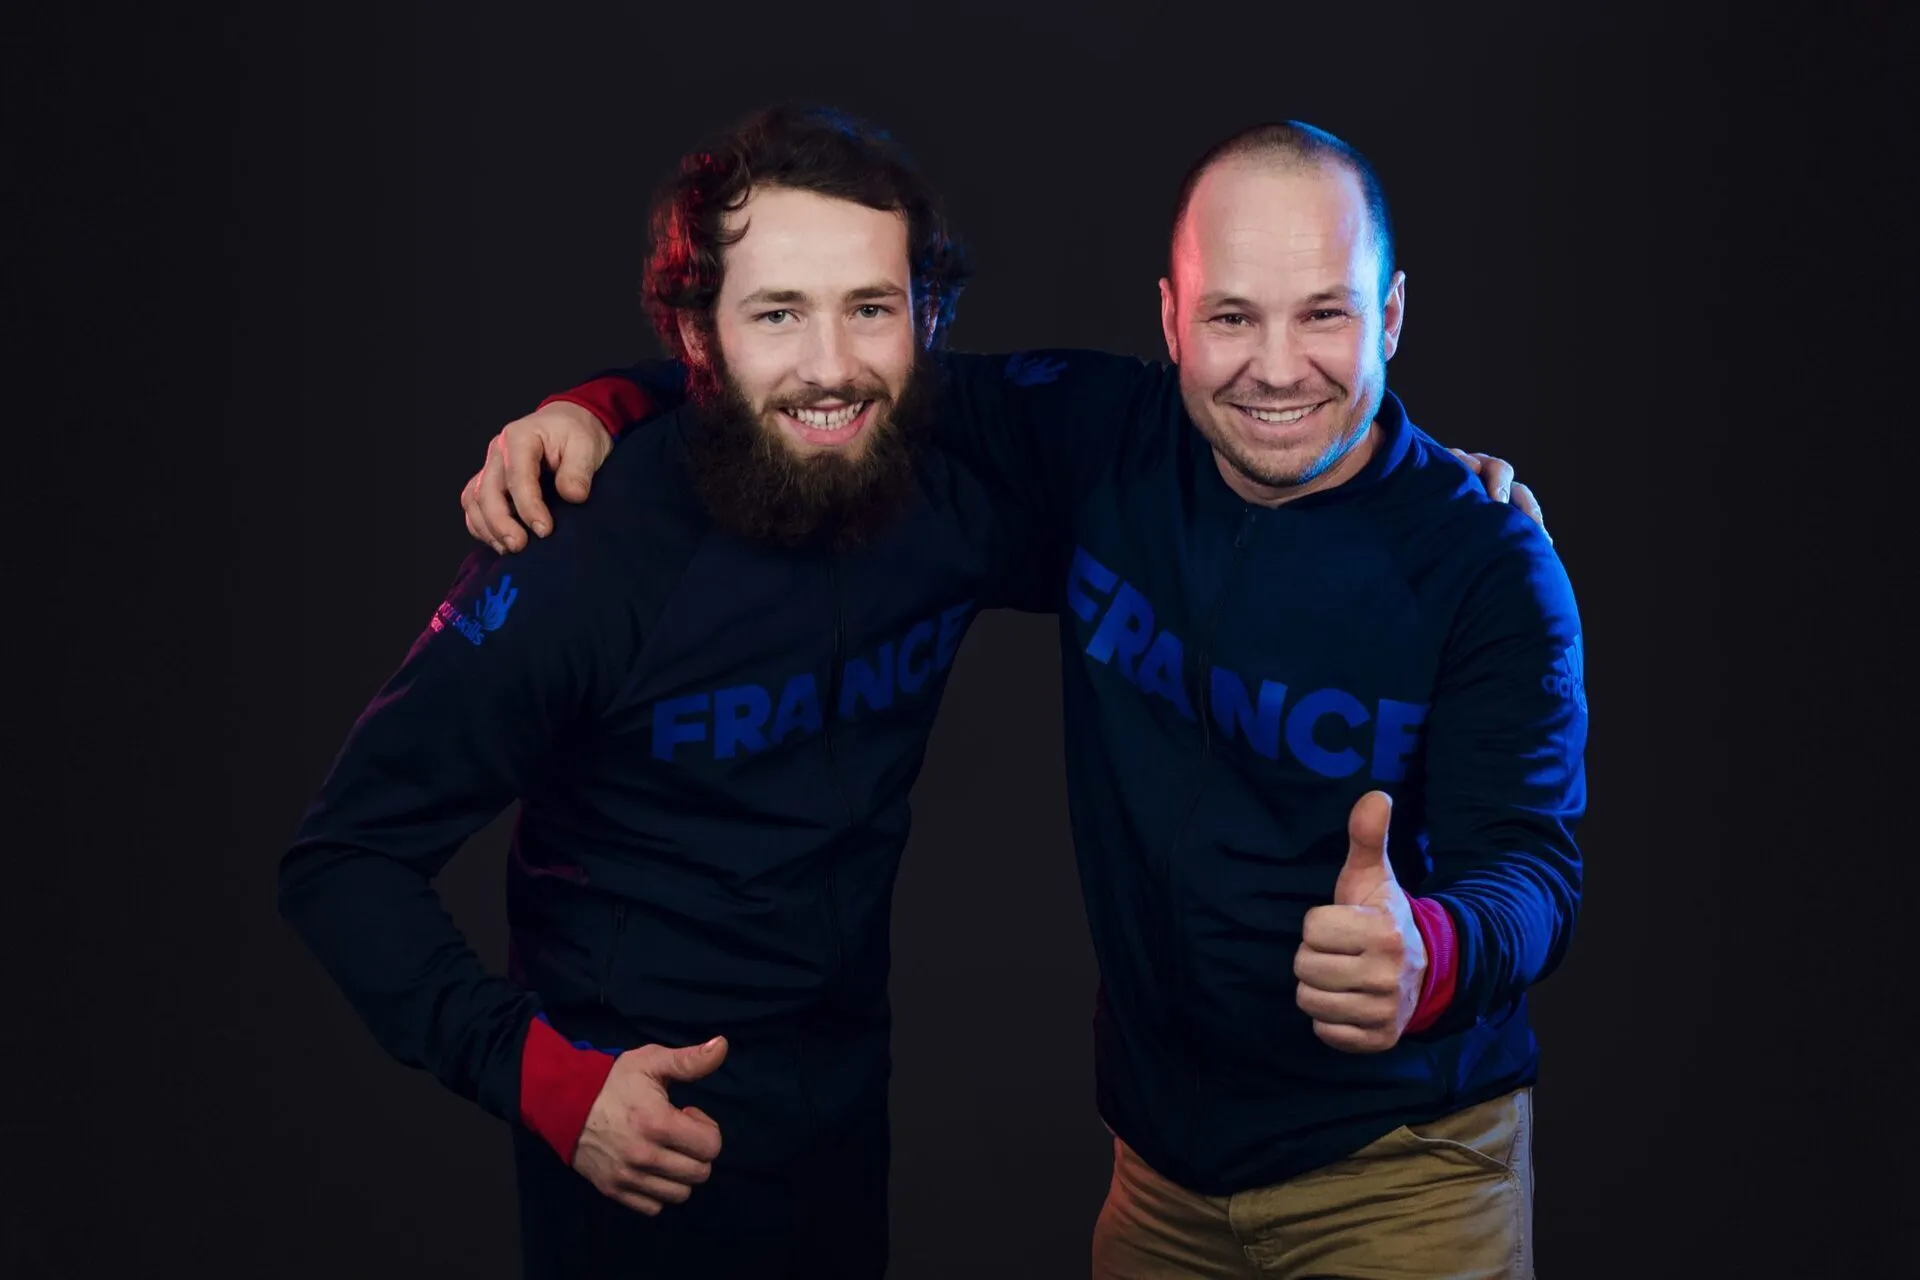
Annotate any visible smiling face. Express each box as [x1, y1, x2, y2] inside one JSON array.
[[1160, 159, 1406, 505], [677, 184, 935, 550], [687, 185, 921, 461]]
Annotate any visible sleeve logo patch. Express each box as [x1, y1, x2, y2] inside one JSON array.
[[430, 573, 519, 647], [1541, 633, 1586, 713]]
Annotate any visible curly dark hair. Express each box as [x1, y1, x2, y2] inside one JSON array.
[[644, 104, 971, 361]]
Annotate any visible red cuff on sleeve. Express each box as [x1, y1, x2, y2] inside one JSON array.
[[538, 376, 654, 438], [1404, 897, 1460, 1035], [519, 1015, 618, 1165]]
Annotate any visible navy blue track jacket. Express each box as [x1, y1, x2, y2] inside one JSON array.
[[278, 396, 1046, 1170]]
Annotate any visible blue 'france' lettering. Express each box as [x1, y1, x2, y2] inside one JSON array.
[[1072, 546, 1433, 782], [652, 693, 711, 761], [1211, 669, 1289, 758], [1135, 629, 1193, 719], [1085, 582, 1155, 680], [713, 684, 771, 759], [770, 673, 821, 745], [1284, 688, 1371, 778], [934, 600, 973, 672], [1372, 698, 1427, 782], [648, 601, 974, 763], [898, 621, 934, 694], [840, 642, 896, 719], [1066, 547, 1119, 621]]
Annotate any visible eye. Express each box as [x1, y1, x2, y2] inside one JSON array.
[[1208, 313, 1251, 327], [1305, 309, 1348, 323], [853, 304, 893, 320], [756, 309, 794, 325]]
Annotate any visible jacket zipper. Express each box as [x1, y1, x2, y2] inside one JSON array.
[[598, 903, 627, 1005], [817, 554, 853, 987], [1164, 507, 1256, 1136]]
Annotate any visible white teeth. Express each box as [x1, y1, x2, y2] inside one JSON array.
[[1245, 403, 1318, 424], [791, 402, 866, 430]]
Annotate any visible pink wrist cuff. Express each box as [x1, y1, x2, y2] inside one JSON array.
[[1405, 897, 1460, 1035], [519, 1014, 617, 1165]]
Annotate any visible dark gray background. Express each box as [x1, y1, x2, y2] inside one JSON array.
[[12, 0, 1915, 1276]]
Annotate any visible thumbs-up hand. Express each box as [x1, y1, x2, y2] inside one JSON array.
[[1294, 792, 1428, 1053], [572, 1036, 729, 1216]]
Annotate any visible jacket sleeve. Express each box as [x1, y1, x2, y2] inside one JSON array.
[[1413, 520, 1588, 1033], [539, 361, 686, 435], [277, 526, 636, 1124], [932, 349, 1162, 530]]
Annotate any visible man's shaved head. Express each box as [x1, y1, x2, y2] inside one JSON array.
[[1169, 121, 1396, 303]]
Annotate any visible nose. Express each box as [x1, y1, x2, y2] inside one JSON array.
[[1246, 321, 1312, 392], [795, 315, 857, 391]]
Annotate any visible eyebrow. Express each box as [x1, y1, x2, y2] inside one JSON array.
[[736, 282, 908, 308], [1195, 288, 1364, 311]]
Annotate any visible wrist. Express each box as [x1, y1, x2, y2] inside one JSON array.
[[519, 1013, 618, 1165], [538, 375, 654, 438]]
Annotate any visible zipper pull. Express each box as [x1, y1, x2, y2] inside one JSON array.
[[1235, 508, 1256, 548]]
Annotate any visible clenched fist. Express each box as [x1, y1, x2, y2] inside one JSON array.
[[571, 1036, 729, 1216]]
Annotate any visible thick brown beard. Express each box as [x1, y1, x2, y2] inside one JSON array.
[[684, 349, 938, 551]]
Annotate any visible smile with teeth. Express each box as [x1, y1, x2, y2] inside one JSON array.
[[1237, 400, 1328, 425], [785, 402, 869, 431]]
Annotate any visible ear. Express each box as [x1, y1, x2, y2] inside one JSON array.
[[1159, 277, 1180, 365], [677, 312, 709, 366], [1381, 270, 1407, 361], [918, 288, 942, 351]]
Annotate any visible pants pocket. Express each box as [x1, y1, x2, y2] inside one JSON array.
[[1391, 1087, 1528, 1177]]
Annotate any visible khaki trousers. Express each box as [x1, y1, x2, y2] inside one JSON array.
[[1091, 1089, 1533, 1280]]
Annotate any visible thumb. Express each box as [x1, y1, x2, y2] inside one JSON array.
[[1334, 791, 1395, 905], [651, 1036, 729, 1083]]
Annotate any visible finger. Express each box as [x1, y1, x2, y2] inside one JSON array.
[[606, 1187, 665, 1217], [462, 476, 492, 549], [507, 428, 556, 538], [1339, 791, 1393, 883], [1300, 904, 1384, 955], [1292, 947, 1390, 994], [650, 1108, 724, 1163], [619, 1171, 695, 1205], [629, 1142, 712, 1185], [1296, 984, 1390, 1029], [477, 438, 528, 551], [463, 473, 506, 554], [649, 1036, 729, 1085], [1449, 447, 1483, 474], [1511, 481, 1546, 535], [1313, 1019, 1391, 1054], [1480, 456, 1514, 502]]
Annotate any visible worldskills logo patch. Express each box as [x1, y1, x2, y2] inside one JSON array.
[[431, 574, 519, 647]]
